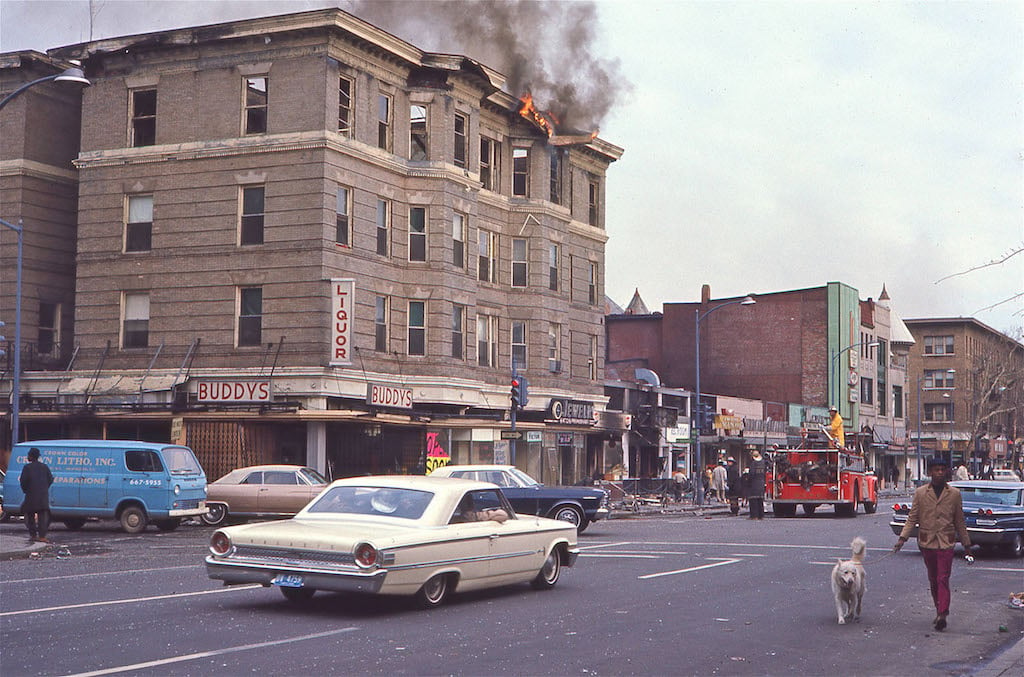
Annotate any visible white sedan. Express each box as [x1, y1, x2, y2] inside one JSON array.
[[205, 475, 579, 608]]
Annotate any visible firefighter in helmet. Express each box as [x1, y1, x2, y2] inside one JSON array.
[[828, 406, 845, 449]]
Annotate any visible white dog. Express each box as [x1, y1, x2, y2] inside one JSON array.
[[831, 537, 866, 624]]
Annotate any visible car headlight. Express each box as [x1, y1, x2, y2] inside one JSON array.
[[354, 542, 379, 569], [173, 484, 181, 495], [210, 531, 233, 556]]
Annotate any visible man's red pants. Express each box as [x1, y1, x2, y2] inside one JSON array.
[[920, 548, 955, 615]]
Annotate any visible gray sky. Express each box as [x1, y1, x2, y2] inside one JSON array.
[[3, 0, 1021, 335]]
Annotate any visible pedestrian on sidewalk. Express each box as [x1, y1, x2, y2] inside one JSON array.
[[725, 457, 741, 515], [712, 461, 728, 502], [747, 450, 767, 520], [893, 457, 973, 632], [19, 447, 54, 543]]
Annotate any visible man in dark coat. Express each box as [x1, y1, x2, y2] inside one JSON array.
[[20, 447, 54, 542], [747, 450, 767, 520], [725, 457, 741, 515]]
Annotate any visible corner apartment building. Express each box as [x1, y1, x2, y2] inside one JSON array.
[[905, 317, 1023, 475], [606, 282, 912, 474], [0, 9, 625, 482]]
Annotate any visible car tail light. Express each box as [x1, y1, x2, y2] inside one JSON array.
[[209, 531, 232, 556], [354, 543, 379, 569]]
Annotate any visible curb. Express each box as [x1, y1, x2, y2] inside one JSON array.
[[973, 634, 1024, 677]]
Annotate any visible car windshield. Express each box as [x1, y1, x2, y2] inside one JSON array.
[[160, 447, 203, 475], [306, 486, 434, 519], [299, 468, 329, 485], [508, 468, 540, 487], [958, 487, 1022, 507]]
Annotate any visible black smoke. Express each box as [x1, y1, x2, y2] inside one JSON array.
[[347, 0, 630, 132]]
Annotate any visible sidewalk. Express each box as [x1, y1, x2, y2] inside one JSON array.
[[0, 526, 50, 560]]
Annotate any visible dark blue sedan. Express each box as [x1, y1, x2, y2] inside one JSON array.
[[890, 480, 1024, 557], [429, 464, 609, 533]]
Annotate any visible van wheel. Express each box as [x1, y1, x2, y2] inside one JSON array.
[[2, 510, 14, 523], [154, 518, 181, 532], [63, 518, 87, 530], [120, 506, 148, 534]]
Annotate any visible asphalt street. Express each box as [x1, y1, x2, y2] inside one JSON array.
[[1, 507, 1021, 676]]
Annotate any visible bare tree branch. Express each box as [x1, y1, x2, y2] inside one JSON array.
[[936, 244, 1024, 283], [975, 291, 1024, 316]]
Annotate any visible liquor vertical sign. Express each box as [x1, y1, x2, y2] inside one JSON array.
[[330, 278, 354, 366]]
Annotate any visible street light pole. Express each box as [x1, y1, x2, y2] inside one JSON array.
[[0, 65, 89, 446], [694, 295, 755, 506], [829, 340, 879, 408]]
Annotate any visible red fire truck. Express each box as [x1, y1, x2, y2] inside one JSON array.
[[766, 429, 878, 517]]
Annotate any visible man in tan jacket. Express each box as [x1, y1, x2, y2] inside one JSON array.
[[894, 457, 972, 631]]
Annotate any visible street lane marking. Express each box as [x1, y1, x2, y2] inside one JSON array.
[[639, 557, 741, 579], [972, 566, 1024, 572], [729, 553, 766, 557], [2, 564, 197, 585], [579, 553, 660, 558], [65, 627, 359, 677], [579, 541, 632, 550], [0, 584, 262, 617]]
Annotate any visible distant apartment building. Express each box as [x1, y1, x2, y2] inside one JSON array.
[[606, 282, 912, 475], [0, 9, 625, 482], [905, 317, 1023, 475]]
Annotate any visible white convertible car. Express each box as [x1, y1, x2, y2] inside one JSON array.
[[205, 475, 579, 608]]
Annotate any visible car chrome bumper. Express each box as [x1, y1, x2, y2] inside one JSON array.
[[205, 556, 388, 594], [565, 547, 580, 567], [592, 507, 610, 521], [964, 526, 1016, 545], [170, 507, 209, 517]]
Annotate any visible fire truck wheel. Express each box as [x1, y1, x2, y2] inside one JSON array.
[[802, 503, 818, 515], [773, 504, 796, 517], [862, 500, 877, 514]]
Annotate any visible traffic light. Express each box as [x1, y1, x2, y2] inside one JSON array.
[[510, 378, 521, 410], [518, 376, 529, 408]]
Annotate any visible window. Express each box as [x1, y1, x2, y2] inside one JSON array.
[[452, 304, 465, 359], [512, 147, 529, 197], [893, 385, 904, 418], [478, 230, 497, 283], [877, 338, 887, 367], [375, 296, 389, 352], [240, 186, 265, 245], [511, 320, 527, 370], [480, 136, 500, 191], [549, 149, 562, 204], [130, 89, 156, 147], [924, 335, 954, 355], [376, 198, 390, 256], [548, 322, 561, 372], [454, 113, 467, 168], [125, 195, 153, 252], [410, 105, 428, 161], [243, 77, 268, 135], [336, 186, 351, 246], [125, 450, 163, 472], [408, 301, 425, 356], [409, 206, 426, 261], [877, 381, 887, 415], [512, 238, 528, 287], [338, 75, 352, 136], [123, 293, 149, 348], [452, 212, 466, 267], [477, 313, 497, 367], [860, 377, 874, 404], [588, 262, 598, 305], [588, 176, 600, 226], [924, 403, 953, 423], [924, 369, 955, 388], [548, 244, 559, 291], [589, 335, 599, 380], [38, 301, 59, 355], [377, 93, 392, 151], [238, 287, 262, 347]]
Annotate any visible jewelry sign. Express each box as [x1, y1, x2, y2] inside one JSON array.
[[330, 278, 354, 366]]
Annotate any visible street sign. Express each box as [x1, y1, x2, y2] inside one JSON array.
[[500, 430, 523, 440]]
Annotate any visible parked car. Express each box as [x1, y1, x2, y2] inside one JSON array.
[[991, 469, 1021, 482], [889, 480, 1024, 557], [2, 440, 207, 533], [202, 465, 329, 526], [205, 475, 578, 608], [428, 464, 609, 532]]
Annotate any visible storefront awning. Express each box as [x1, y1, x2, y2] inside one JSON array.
[[56, 375, 180, 395]]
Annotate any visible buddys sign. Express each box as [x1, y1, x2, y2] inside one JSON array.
[[330, 278, 354, 366]]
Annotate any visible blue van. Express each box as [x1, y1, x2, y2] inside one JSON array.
[[2, 440, 207, 533]]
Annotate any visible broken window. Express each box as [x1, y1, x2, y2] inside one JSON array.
[[477, 313, 497, 368], [480, 136, 501, 191], [338, 75, 352, 136], [410, 105, 428, 161], [454, 113, 467, 168], [38, 301, 60, 355], [130, 89, 156, 147], [244, 77, 268, 135], [549, 149, 563, 204], [513, 147, 530, 197], [478, 230, 497, 283]]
